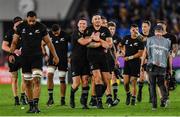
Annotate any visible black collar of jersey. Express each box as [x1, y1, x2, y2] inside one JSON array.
[[77, 30, 84, 36]]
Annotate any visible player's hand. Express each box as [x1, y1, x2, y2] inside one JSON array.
[[91, 32, 100, 42], [53, 56, 59, 65], [9, 54, 15, 63], [115, 58, 120, 66], [101, 42, 109, 49], [14, 49, 21, 56], [140, 66, 144, 75], [124, 56, 134, 61], [124, 57, 129, 61], [168, 69, 173, 76]]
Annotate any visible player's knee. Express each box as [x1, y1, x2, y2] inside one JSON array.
[[11, 72, 18, 79], [25, 80, 32, 87], [11, 77, 18, 83], [33, 77, 40, 84]]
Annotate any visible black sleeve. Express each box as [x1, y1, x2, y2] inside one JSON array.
[[105, 28, 112, 38], [66, 33, 71, 42], [71, 32, 78, 44], [138, 40, 144, 50], [116, 35, 122, 44], [3, 31, 11, 43], [171, 35, 178, 45], [15, 24, 22, 35], [120, 36, 126, 45], [84, 28, 92, 37], [41, 24, 48, 37]]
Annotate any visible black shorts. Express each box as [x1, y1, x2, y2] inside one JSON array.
[[123, 59, 141, 77], [21, 55, 43, 73], [8, 55, 22, 72], [71, 58, 90, 77], [87, 53, 109, 72], [48, 57, 68, 71], [107, 54, 115, 74]]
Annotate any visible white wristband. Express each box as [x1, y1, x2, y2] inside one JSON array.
[[128, 56, 134, 60]]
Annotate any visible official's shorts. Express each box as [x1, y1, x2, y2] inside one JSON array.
[[21, 55, 43, 73], [8, 55, 22, 72], [123, 58, 141, 77]]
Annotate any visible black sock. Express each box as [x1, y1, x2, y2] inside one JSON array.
[[70, 87, 78, 100], [61, 96, 65, 101], [127, 92, 131, 96], [15, 96, 19, 101], [102, 84, 107, 95], [28, 100, 34, 108], [112, 83, 118, 100], [33, 98, 39, 105], [95, 84, 103, 102], [132, 96, 136, 101], [81, 86, 90, 105], [106, 94, 112, 101], [48, 89, 53, 100], [138, 82, 144, 91], [21, 93, 25, 98], [91, 95, 96, 101]]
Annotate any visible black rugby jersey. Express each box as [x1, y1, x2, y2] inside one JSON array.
[[49, 31, 70, 60], [71, 30, 87, 60], [121, 35, 144, 57], [84, 25, 112, 55], [163, 33, 177, 50], [4, 29, 22, 50], [15, 21, 48, 56]]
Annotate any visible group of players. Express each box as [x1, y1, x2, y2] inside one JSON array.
[[2, 11, 178, 113]]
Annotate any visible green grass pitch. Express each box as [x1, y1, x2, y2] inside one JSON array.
[[0, 84, 180, 116]]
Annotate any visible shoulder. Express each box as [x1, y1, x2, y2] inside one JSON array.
[[124, 35, 131, 40], [147, 36, 154, 43], [113, 34, 120, 40], [48, 31, 53, 36], [36, 22, 47, 29], [16, 21, 26, 30], [72, 30, 79, 36], [147, 36, 154, 40], [6, 29, 14, 35], [101, 26, 109, 31], [163, 37, 171, 44], [61, 31, 68, 36]]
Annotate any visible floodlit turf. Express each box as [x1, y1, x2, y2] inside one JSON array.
[[0, 84, 180, 116]]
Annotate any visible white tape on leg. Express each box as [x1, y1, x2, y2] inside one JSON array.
[[23, 73, 33, 80], [32, 70, 42, 78], [47, 66, 56, 73]]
